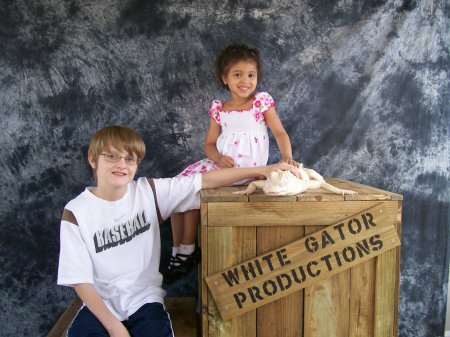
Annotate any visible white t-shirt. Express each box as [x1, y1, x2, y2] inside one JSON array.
[[57, 175, 201, 320]]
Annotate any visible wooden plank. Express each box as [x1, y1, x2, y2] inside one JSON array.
[[296, 193, 347, 202], [373, 248, 399, 337], [47, 297, 82, 337], [256, 226, 305, 337], [200, 179, 403, 203], [207, 201, 399, 227], [373, 202, 402, 337], [295, 178, 359, 202], [304, 268, 350, 337], [206, 204, 400, 320], [207, 227, 257, 337], [349, 259, 376, 337], [201, 187, 249, 202], [327, 178, 403, 200], [250, 192, 298, 202], [393, 201, 403, 334], [200, 202, 209, 337]]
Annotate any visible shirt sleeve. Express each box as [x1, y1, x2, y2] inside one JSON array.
[[153, 174, 202, 220], [57, 211, 94, 287], [209, 100, 223, 124]]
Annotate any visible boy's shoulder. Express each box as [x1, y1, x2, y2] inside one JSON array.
[[151, 175, 202, 197], [63, 179, 144, 215], [64, 187, 90, 210], [64, 179, 140, 207]]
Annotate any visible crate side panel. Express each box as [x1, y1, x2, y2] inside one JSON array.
[[303, 226, 350, 337], [207, 201, 398, 227], [349, 259, 376, 337], [256, 226, 305, 337], [206, 227, 257, 337]]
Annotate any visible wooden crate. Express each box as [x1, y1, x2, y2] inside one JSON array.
[[199, 178, 402, 337]]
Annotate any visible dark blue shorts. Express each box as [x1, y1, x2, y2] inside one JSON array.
[[68, 302, 174, 337]]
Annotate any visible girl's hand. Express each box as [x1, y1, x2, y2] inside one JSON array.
[[266, 162, 300, 178], [216, 155, 236, 168], [280, 158, 301, 168]]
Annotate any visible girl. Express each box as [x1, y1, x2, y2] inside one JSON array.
[[164, 43, 299, 284]]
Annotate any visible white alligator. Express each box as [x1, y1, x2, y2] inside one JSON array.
[[233, 164, 358, 196]]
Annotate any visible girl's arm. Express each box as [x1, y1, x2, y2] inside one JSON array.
[[201, 162, 299, 189], [73, 283, 131, 337], [264, 107, 300, 167], [203, 118, 236, 168]]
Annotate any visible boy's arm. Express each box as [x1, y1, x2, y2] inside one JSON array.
[[201, 162, 299, 189], [73, 283, 131, 337]]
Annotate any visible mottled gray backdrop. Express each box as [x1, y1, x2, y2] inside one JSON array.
[[0, 0, 448, 336]]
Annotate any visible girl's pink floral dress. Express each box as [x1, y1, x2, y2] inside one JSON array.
[[177, 92, 275, 183]]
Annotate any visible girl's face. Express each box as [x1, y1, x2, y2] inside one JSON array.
[[222, 59, 258, 99]]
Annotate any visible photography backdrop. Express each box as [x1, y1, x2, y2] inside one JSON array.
[[0, 1, 448, 336]]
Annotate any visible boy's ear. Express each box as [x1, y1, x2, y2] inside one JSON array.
[[88, 155, 96, 169]]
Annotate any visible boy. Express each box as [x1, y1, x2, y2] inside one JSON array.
[[57, 125, 298, 337]]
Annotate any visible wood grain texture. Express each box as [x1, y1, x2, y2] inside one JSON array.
[[205, 205, 400, 320], [349, 259, 376, 337], [206, 201, 400, 227], [201, 184, 403, 336], [256, 226, 305, 337], [206, 227, 257, 337]]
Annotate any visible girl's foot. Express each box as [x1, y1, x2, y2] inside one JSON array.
[[163, 248, 201, 284]]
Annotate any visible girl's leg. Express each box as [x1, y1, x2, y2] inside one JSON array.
[[181, 209, 200, 245], [171, 212, 184, 248], [164, 209, 201, 284], [67, 306, 109, 337], [178, 208, 200, 257], [126, 303, 174, 337]]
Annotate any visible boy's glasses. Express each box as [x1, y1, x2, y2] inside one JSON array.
[[100, 153, 139, 165]]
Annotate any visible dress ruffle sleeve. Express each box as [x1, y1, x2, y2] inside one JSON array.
[[209, 100, 223, 124], [253, 92, 276, 124]]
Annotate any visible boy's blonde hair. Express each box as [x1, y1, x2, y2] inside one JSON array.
[[88, 125, 146, 163]]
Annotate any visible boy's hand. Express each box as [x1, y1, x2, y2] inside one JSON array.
[[266, 162, 300, 178], [109, 321, 131, 337], [280, 157, 301, 168], [216, 155, 236, 168]]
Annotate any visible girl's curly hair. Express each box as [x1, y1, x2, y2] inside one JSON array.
[[215, 43, 262, 89]]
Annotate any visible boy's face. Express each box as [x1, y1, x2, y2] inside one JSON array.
[[88, 145, 138, 199]]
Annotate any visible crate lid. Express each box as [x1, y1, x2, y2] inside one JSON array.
[[200, 178, 403, 202]]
